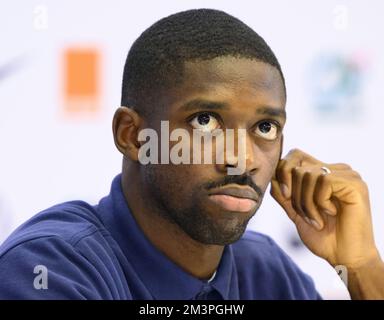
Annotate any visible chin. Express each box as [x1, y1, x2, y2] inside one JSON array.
[[198, 229, 246, 245], [193, 216, 251, 245]]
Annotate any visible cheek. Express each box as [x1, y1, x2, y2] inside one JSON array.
[[144, 163, 204, 202], [258, 146, 281, 181], [270, 148, 281, 168]]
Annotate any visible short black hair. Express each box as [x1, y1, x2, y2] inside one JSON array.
[[121, 8, 285, 114]]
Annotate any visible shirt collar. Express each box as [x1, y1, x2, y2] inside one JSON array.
[[97, 174, 238, 300]]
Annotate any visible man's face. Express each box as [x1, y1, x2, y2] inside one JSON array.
[[140, 57, 286, 245]]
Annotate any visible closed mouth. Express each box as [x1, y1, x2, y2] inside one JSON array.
[[208, 185, 259, 202], [207, 185, 259, 213]]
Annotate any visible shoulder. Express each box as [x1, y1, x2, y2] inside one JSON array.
[[0, 201, 118, 299], [0, 200, 105, 256], [231, 230, 321, 299]]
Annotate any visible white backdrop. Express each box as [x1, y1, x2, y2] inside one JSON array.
[[1, 0, 384, 299]]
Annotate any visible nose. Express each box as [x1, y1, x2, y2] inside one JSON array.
[[215, 130, 259, 175]]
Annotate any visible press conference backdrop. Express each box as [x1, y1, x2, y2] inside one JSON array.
[[1, 0, 383, 299]]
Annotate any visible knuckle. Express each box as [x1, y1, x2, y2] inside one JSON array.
[[292, 166, 302, 174], [287, 148, 302, 159], [335, 162, 352, 170], [351, 170, 362, 179], [341, 163, 352, 170], [359, 179, 369, 193], [290, 148, 301, 154]]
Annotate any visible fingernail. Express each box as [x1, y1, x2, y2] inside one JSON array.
[[309, 219, 321, 230], [303, 216, 311, 225], [323, 209, 335, 216], [304, 217, 321, 229], [279, 183, 289, 198]]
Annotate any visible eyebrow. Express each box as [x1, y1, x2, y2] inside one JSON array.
[[179, 98, 286, 120], [257, 106, 286, 120], [179, 99, 230, 111]]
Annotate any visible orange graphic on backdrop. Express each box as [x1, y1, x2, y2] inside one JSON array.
[[63, 48, 100, 115]]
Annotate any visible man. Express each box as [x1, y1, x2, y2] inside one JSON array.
[[0, 8, 383, 300]]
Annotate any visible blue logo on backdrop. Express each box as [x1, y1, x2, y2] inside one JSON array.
[[307, 53, 367, 120]]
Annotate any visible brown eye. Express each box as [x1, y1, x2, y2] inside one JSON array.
[[190, 113, 220, 132], [254, 121, 278, 140]]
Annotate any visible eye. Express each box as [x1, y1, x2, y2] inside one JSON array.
[[189, 112, 221, 132], [254, 121, 279, 140]]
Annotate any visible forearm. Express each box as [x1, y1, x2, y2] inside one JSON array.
[[346, 256, 384, 300]]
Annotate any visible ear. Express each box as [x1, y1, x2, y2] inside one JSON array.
[[112, 107, 141, 162]]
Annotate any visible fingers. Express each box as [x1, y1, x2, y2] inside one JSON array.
[[270, 178, 298, 222], [273, 149, 368, 231], [290, 167, 328, 230], [300, 169, 325, 229], [313, 175, 338, 216], [291, 166, 305, 218], [275, 159, 291, 198], [276, 167, 341, 228], [275, 149, 322, 199], [314, 170, 364, 213], [330, 163, 352, 171], [275, 150, 353, 200], [271, 168, 330, 230], [275, 166, 357, 229]]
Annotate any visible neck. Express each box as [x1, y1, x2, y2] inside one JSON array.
[[121, 166, 223, 280]]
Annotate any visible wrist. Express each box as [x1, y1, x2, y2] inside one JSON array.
[[329, 248, 382, 270], [345, 251, 383, 273], [340, 254, 384, 300]]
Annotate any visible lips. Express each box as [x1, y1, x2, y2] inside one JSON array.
[[208, 185, 259, 213]]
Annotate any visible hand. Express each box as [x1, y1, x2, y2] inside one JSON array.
[[270, 148, 381, 269]]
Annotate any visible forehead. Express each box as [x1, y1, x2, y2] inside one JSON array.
[[185, 57, 283, 91], [162, 57, 286, 115]]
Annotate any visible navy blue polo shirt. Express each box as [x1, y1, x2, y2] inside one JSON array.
[[0, 175, 321, 299]]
